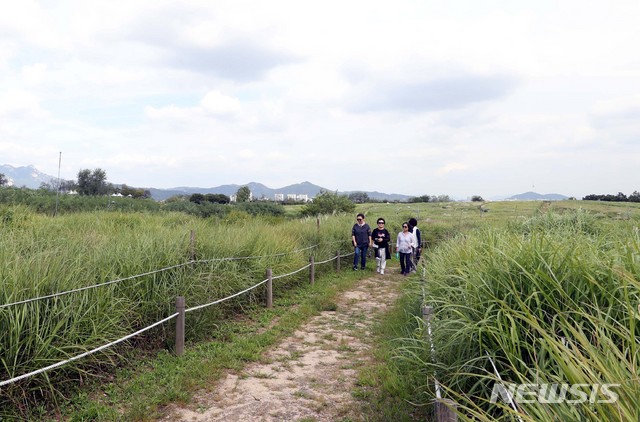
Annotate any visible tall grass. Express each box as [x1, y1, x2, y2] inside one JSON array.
[[402, 210, 640, 421], [0, 206, 353, 419]]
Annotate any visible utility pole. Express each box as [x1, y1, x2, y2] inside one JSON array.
[[54, 152, 61, 217]]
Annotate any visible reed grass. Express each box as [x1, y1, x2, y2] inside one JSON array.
[[402, 210, 640, 421], [0, 207, 353, 419]]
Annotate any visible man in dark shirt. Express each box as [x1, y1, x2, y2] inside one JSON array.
[[351, 213, 372, 270]]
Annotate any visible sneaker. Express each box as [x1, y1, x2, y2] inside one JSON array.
[[380, 269, 384, 275], [361, 267, 365, 271], [376, 268, 380, 273], [353, 267, 358, 271]]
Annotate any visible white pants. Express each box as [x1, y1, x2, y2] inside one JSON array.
[[376, 247, 387, 271]]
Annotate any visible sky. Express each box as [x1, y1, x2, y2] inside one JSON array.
[[1, 0, 639, 199]]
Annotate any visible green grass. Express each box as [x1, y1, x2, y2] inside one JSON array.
[[349, 285, 433, 421], [400, 207, 640, 421], [4, 199, 639, 421], [56, 266, 367, 421], [0, 207, 355, 419]]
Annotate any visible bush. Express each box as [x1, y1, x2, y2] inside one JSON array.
[[300, 190, 355, 216]]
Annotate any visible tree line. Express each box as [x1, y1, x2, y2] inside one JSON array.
[[28, 168, 152, 199], [583, 191, 640, 202]]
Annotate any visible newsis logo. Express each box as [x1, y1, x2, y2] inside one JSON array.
[[490, 383, 620, 405]]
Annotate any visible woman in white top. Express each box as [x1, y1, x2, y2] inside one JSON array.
[[396, 222, 416, 276]]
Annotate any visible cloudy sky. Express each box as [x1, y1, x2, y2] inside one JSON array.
[[1, 0, 639, 199]]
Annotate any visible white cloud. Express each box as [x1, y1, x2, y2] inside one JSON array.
[[0, 0, 639, 198], [0, 90, 48, 118], [21, 63, 48, 86], [200, 91, 241, 116]]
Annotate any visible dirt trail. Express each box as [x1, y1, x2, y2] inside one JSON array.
[[162, 271, 403, 421]]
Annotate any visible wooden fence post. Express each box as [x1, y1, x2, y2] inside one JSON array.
[[309, 256, 315, 285], [175, 296, 185, 356], [422, 305, 433, 323], [336, 250, 341, 272], [266, 268, 273, 309], [435, 399, 458, 422]]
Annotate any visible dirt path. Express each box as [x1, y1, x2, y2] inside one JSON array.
[[162, 271, 403, 421]]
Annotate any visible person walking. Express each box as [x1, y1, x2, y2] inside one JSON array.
[[408, 217, 422, 272], [351, 213, 372, 270], [396, 222, 416, 276], [371, 217, 391, 275]]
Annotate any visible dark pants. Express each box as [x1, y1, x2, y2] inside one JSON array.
[[354, 246, 368, 269], [399, 252, 412, 274]]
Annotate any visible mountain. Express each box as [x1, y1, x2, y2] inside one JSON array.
[[148, 181, 412, 202], [0, 164, 408, 202], [0, 164, 57, 189], [506, 191, 569, 201]]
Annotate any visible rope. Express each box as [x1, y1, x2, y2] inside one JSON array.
[[185, 279, 269, 313], [0, 313, 179, 388], [272, 263, 312, 280], [314, 255, 337, 265], [0, 263, 193, 309], [0, 246, 348, 388], [0, 244, 325, 309], [195, 244, 319, 264], [424, 306, 442, 399], [486, 351, 523, 421]]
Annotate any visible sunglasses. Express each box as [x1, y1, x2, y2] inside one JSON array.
[[377, 221, 385, 224], [357, 218, 363, 221], [402, 225, 408, 228]]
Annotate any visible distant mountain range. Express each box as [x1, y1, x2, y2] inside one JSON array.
[[1, 164, 571, 202], [505, 191, 569, 201], [148, 181, 412, 202], [0, 164, 56, 188], [0, 165, 411, 201]]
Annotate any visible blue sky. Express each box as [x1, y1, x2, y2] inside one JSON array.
[[1, 0, 639, 199]]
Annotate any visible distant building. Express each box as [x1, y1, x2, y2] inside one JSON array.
[[274, 193, 284, 201]]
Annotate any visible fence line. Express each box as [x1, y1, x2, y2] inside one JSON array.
[[272, 263, 312, 280], [0, 262, 193, 310], [314, 255, 338, 265], [0, 313, 179, 388], [1, 248, 350, 389], [0, 242, 337, 309], [195, 243, 320, 264], [423, 305, 459, 422], [185, 278, 270, 313], [486, 351, 523, 421], [423, 303, 525, 422]]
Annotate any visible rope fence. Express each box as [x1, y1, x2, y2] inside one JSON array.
[[0, 243, 326, 310], [0, 262, 194, 310], [0, 313, 179, 388], [0, 244, 353, 389], [185, 278, 270, 314], [422, 301, 525, 422]]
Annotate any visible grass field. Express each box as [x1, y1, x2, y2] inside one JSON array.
[[394, 201, 640, 421], [1, 199, 638, 420]]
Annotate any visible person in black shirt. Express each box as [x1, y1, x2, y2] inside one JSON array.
[[408, 217, 422, 272], [351, 213, 372, 270]]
